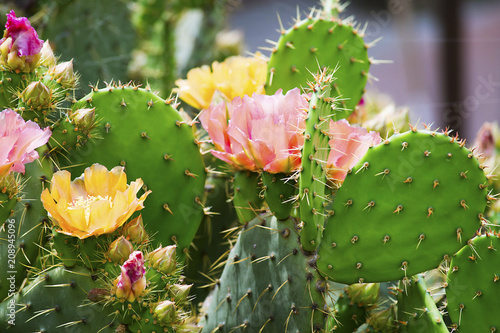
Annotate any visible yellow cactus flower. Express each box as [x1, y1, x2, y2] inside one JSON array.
[[41, 164, 150, 239], [175, 55, 267, 110]]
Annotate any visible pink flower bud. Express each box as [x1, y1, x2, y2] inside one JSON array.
[[148, 245, 177, 274], [121, 214, 147, 244], [115, 251, 146, 302], [107, 236, 133, 264]]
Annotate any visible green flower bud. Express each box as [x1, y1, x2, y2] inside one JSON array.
[[49, 60, 76, 89], [154, 300, 176, 324], [107, 236, 133, 264], [346, 283, 380, 308], [148, 245, 177, 274], [175, 323, 202, 333], [39, 41, 57, 68], [70, 107, 95, 129], [21, 81, 52, 109], [169, 284, 192, 302], [121, 214, 147, 244]]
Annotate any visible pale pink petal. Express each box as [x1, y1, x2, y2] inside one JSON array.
[[327, 119, 382, 182]]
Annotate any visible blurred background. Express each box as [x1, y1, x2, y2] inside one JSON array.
[[2, 0, 499, 140]]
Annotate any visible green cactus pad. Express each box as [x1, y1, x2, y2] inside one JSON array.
[[397, 275, 448, 332], [233, 170, 264, 224], [63, 84, 206, 256], [0, 71, 32, 109], [0, 151, 52, 301], [326, 292, 367, 332], [446, 233, 500, 332], [0, 265, 118, 331], [317, 130, 489, 284], [199, 214, 326, 332], [299, 72, 343, 252], [262, 171, 297, 220], [265, 16, 370, 113]]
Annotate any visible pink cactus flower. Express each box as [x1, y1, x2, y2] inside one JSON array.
[[115, 251, 147, 302], [199, 88, 308, 173], [1, 10, 43, 57], [0, 109, 51, 178], [326, 119, 381, 183]]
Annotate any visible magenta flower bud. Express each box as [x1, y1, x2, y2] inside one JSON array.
[[148, 245, 177, 274], [70, 107, 96, 129], [21, 81, 52, 109], [49, 60, 76, 88], [154, 300, 176, 324], [114, 251, 146, 302], [121, 214, 147, 244], [0, 11, 44, 71], [107, 236, 133, 264]]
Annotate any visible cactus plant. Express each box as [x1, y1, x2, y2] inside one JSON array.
[[0, 2, 498, 333]]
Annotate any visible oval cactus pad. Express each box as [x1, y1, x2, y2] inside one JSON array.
[[317, 130, 489, 284]]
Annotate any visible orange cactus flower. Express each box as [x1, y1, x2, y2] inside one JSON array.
[[326, 119, 382, 183], [175, 55, 267, 110], [41, 164, 150, 239]]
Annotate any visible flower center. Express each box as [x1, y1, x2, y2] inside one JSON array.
[[68, 195, 112, 219]]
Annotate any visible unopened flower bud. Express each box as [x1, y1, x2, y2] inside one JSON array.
[[121, 214, 147, 244], [169, 284, 192, 302], [39, 40, 56, 68], [154, 300, 176, 324], [175, 323, 202, 333], [114, 251, 146, 302], [148, 245, 177, 274], [49, 60, 76, 88], [70, 107, 95, 129], [107, 236, 133, 264], [22, 81, 52, 108], [346, 283, 380, 307]]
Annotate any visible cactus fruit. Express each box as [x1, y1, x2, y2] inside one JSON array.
[[199, 214, 327, 332], [446, 233, 500, 332], [317, 129, 489, 284], [64, 83, 206, 256]]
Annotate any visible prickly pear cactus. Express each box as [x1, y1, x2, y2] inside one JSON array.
[[265, 11, 370, 112], [64, 83, 206, 255], [317, 129, 489, 284], [199, 214, 327, 332], [446, 233, 500, 332], [0, 149, 53, 301], [396, 275, 448, 332]]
